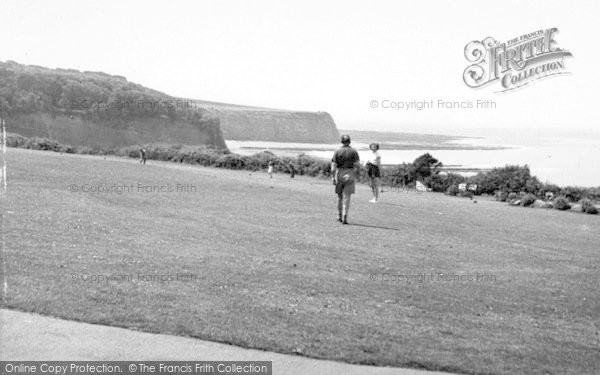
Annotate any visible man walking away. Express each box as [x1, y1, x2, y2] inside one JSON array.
[[331, 135, 360, 224], [139, 148, 147, 164]]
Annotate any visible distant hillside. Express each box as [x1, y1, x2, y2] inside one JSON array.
[[0, 61, 227, 149], [195, 100, 340, 143]]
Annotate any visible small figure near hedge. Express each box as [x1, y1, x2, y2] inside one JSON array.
[[267, 160, 274, 178], [139, 148, 147, 164]]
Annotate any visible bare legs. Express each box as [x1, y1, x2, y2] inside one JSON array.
[[337, 192, 351, 223], [369, 178, 379, 202]]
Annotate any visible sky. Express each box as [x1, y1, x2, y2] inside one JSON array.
[[1, 0, 598, 137]]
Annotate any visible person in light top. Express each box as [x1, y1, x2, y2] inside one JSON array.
[[365, 142, 381, 203]]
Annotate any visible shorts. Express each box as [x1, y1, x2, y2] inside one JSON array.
[[335, 168, 356, 195], [366, 163, 380, 178]]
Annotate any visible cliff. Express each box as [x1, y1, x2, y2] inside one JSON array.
[[194, 100, 340, 143], [0, 61, 227, 149], [0, 60, 339, 148]]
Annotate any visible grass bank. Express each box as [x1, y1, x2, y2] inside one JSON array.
[[3, 148, 599, 375]]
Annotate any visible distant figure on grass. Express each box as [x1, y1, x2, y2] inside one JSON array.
[[267, 160, 274, 178], [139, 148, 147, 164], [365, 142, 381, 203], [289, 163, 296, 178], [331, 134, 360, 224]]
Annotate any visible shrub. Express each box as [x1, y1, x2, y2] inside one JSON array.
[[306, 160, 331, 177], [495, 190, 509, 202], [75, 145, 94, 154], [145, 144, 184, 161], [520, 193, 537, 207], [445, 185, 459, 196], [6, 133, 29, 147], [507, 192, 518, 203], [560, 186, 586, 203], [191, 150, 221, 166], [539, 183, 560, 199], [251, 151, 277, 169], [25, 137, 62, 151], [214, 154, 249, 169], [586, 187, 600, 202], [579, 199, 598, 215], [429, 172, 465, 193], [553, 196, 571, 211], [59, 144, 77, 153], [470, 165, 538, 195], [459, 190, 474, 199], [118, 145, 143, 158]]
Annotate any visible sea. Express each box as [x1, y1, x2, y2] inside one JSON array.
[[226, 134, 600, 187]]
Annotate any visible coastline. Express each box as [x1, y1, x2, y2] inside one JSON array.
[[224, 133, 600, 187]]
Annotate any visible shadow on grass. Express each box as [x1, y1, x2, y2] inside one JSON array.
[[349, 222, 402, 231], [376, 202, 408, 208]]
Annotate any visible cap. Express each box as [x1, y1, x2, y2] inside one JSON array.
[[341, 134, 351, 144]]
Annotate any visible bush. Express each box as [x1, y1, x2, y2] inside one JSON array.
[[459, 190, 474, 199], [445, 185, 459, 196], [189, 147, 227, 166], [214, 154, 250, 169], [59, 144, 77, 153], [306, 159, 331, 177], [251, 151, 277, 169], [507, 192, 518, 203], [553, 196, 571, 211], [560, 186, 586, 203], [520, 193, 537, 207], [429, 173, 465, 193], [75, 145, 94, 154], [539, 183, 560, 199], [470, 165, 538, 195], [579, 199, 598, 215], [25, 137, 62, 151], [495, 190, 509, 202], [586, 187, 600, 202], [146, 144, 184, 161], [6, 133, 29, 147]]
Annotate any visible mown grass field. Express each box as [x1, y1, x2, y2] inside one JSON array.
[[3, 148, 599, 375]]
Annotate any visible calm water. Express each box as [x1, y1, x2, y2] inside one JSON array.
[[226, 135, 600, 187]]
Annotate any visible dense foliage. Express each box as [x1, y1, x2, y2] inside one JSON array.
[[579, 199, 598, 214], [469, 165, 540, 195], [0, 60, 222, 138], [553, 196, 572, 211]]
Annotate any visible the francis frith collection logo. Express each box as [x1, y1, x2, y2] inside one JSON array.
[[463, 27, 572, 92]]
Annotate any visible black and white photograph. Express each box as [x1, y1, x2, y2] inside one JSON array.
[[0, 1, 598, 374]]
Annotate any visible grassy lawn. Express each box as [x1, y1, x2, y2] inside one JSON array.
[[3, 148, 599, 375]]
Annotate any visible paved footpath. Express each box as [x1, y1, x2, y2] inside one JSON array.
[[0, 309, 457, 375]]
